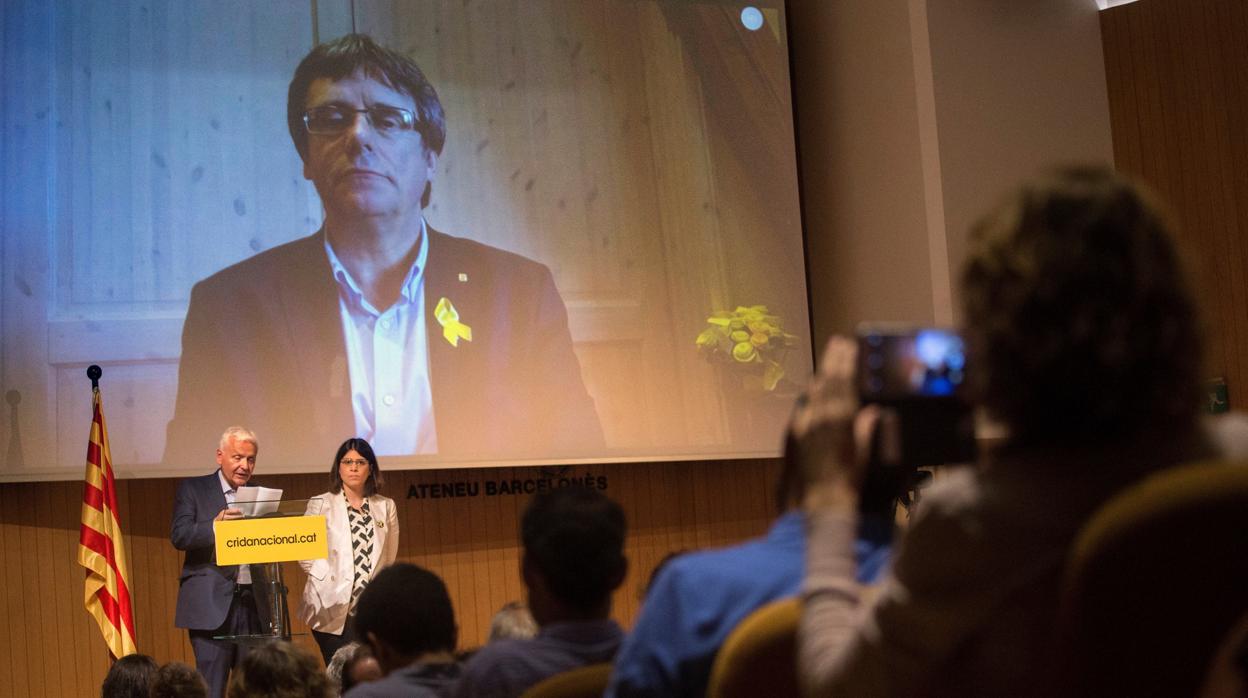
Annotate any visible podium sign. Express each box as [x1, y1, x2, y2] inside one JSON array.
[[215, 515, 328, 566]]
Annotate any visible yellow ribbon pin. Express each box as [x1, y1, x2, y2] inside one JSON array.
[[435, 297, 472, 347]]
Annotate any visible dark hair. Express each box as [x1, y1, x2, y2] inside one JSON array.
[[522, 487, 627, 613], [355, 563, 457, 657], [287, 33, 446, 208], [960, 165, 1203, 445], [149, 662, 207, 698], [100, 653, 157, 698], [225, 641, 329, 698], [330, 437, 382, 496]]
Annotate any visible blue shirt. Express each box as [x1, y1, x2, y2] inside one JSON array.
[[324, 223, 437, 456], [606, 511, 890, 698]]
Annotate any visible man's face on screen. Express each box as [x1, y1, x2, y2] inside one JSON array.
[[302, 71, 437, 223], [216, 437, 257, 489]]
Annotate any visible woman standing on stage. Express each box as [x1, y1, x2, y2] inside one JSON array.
[[298, 437, 400, 664]]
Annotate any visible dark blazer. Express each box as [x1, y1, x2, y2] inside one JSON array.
[[162, 228, 603, 467], [171, 471, 236, 630]]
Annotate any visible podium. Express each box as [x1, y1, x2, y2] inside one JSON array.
[[212, 497, 329, 643]]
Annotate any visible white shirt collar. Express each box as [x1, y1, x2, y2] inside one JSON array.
[[323, 219, 430, 314], [216, 469, 234, 494]]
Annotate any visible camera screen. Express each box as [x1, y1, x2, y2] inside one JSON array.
[[859, 329, 966, 400]]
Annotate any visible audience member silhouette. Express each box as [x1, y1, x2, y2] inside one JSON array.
[[346, 563, 460, 697], [149, 662, 209, 698], [792, 166, 1248, 696], [224, 640, 330, 698], [100, 653, 158, 698], [455, 486, 628, 697]]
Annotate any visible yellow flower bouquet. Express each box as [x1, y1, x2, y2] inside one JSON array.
[[695, 305, 799, 391]]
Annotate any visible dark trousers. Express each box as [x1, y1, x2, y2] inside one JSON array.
[[188, 585, 262, 698], [312, 627, 353, 666]]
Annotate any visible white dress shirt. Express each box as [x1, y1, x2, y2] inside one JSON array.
[[324, 222, 438, 455], [217, 469, 250, 584]]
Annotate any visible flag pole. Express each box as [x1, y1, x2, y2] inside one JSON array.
[[78, 364, 138, 660], [87, 365, 111, 669]]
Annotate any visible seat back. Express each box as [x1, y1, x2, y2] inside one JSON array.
[[519, 662, 613, 698], [706, 596, 802, 698], [1055, 460, 1248, 697]]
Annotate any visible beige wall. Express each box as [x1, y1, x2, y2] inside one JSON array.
[[791, 0, 1115, 352], [790, 1, 938, 345], [926, 0, 1115, 323]]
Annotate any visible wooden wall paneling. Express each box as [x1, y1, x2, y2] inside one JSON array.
[[502, 491, 524, 617], [483, 471, 510, 644], [17, 486, 44, 695], [135, 479, 173, 663], [0, 459, 781, 692], [43, 483, 75, 697], [618, 462, 651, 621], [466, 476, 492, 650], [1100, 9, 1140, 176], [32, 483, 55, 696], [630, 463, 659, 624], [669, 463, 695, 557], [631, 463, 657, 621], [643, 461, 669, 603], [1208, 1, 1248, 401], [414, 470, 443, 599], [726, 461, 749, 545], [1194, 0, 1236, 387], [729, 462, 750, 543], [0, 488, 13, 690], [1, 485, 31, 696], [63, 481, 89, 698], [0, 491, 8, 688], [715, 463, 736, 551], [611, 466, 635, 624], [1102, 0, 1248, 410], [447, 477, 476, 648], [704, 461, 728, 548]]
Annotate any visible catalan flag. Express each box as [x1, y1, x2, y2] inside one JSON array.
[[77, 388, 137, 658]]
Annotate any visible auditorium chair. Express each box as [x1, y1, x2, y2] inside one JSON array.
[[1054, 459, 1248, 697], [519, 662, 613, 698], [706, 596, 802, 698]]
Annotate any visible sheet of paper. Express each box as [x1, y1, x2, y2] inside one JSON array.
[[233, 486, 283, 517]]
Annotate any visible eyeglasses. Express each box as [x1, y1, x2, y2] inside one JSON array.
[[303, 105, 418, 136], [340, 458, 370, 469]]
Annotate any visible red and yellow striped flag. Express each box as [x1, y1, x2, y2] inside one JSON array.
[[77, 388, 137, 658]]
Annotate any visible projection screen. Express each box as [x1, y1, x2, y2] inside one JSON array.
[[0, 0, 812, 479]]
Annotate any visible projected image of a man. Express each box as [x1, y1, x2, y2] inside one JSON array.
[[162, 34, 603, 467]]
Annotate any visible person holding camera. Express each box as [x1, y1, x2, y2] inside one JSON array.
[[791, 166, 1248, 696]]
